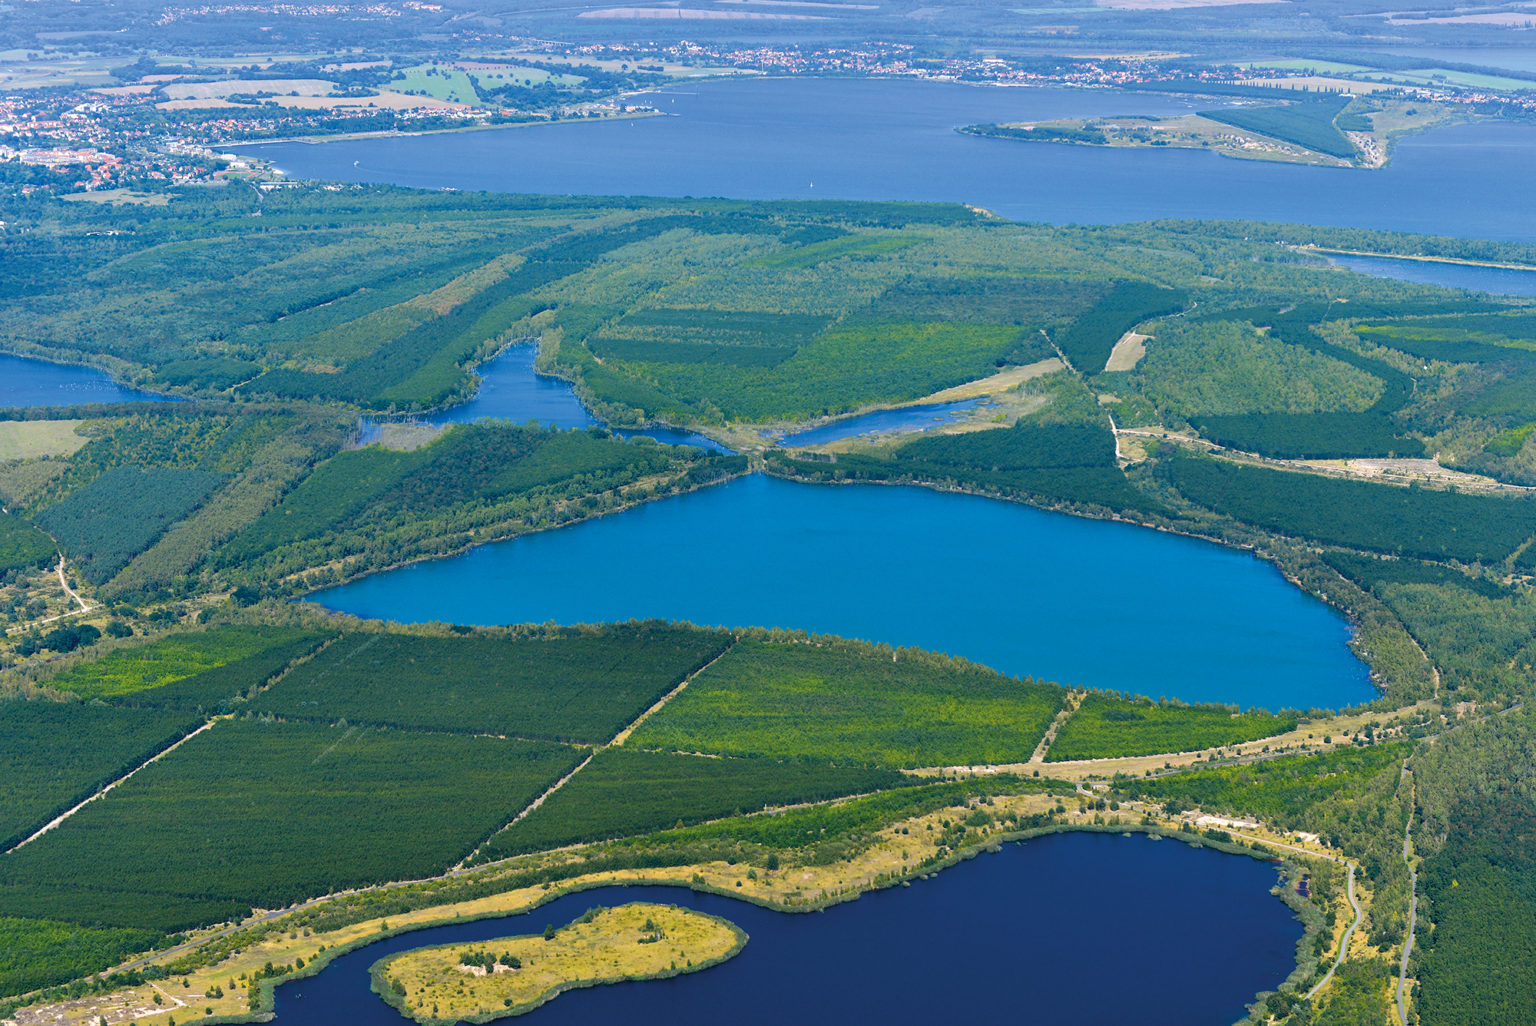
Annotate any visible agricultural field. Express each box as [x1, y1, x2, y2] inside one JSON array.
[[0, 700, 200, 852], [628, 638, 1065, 768], [35, 465, 226, 583], [0, 420, 86, 461], [478, 748, 906, 859], [1046, 694, 1297, 762], [1200, 94, 1357, 160], [6, 189, 1536, 1025], [46, 625, 322, 701], [1167, 455, 1536, 564], [0, 720, 586, 931], [388, 63, 486, 105], [253, 625, 731, 744]]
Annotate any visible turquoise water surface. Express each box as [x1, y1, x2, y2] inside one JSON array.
[[313, 473, 1372, 711]]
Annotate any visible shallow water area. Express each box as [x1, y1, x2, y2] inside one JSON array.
[[245, 77, 1536, 241], [360, 344, 729, 451], [270, 832, 1302, 1026], [313, 474, 1372, 710], [775, 399, 991, 447], [1328, 253, 1536, 297], [0, 352, 166, 408]]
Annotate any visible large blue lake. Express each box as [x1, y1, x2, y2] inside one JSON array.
[[314, 473, 1370, 710], [271, 832, 1302, 1026], [246, 77, 1536, 241]]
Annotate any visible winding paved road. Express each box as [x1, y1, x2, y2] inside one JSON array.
[[1223, 829, 1363, 1003]]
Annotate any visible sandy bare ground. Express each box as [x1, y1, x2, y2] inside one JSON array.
[[910, 357, 1064, 404], [1294, 456, 1533, 493], [1103, 331, 1148, 372], [908, 701, 1438, 783], [1116, 426, 1534, 495], [365, 423, 445, 452]]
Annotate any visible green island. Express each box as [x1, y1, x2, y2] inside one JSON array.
[[0, 185, 1534, 1026], [369, 903, 746, 1024]]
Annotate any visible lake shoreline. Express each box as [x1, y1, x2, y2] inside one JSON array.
[[205, 821, 1319, 1026]]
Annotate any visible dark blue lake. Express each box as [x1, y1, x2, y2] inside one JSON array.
[[271, 832, 1302, 1026], [313, 473, 1371, 710], [245, 77, 1536, 242], [0, 352, 164, 408]]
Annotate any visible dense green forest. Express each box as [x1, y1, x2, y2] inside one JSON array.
[[766, 418, 1163, 517], [0, 512, 54, 575], [1168, 456, 1536, 564]]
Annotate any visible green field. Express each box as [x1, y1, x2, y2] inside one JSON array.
[[1168, 455, 1536, 563], [629, 638, 1065, 768], [47, 625, 319, 700], [1046, 694, 1296, 762], [36, 465, 226, 583], [477, 748, 906, 859], [1201, 94, 1356, 160], [253, 625, 731, 743], [0, 700, 200, 852], [0, 720, 585, 931], [1120, 743, 1408, 827]]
